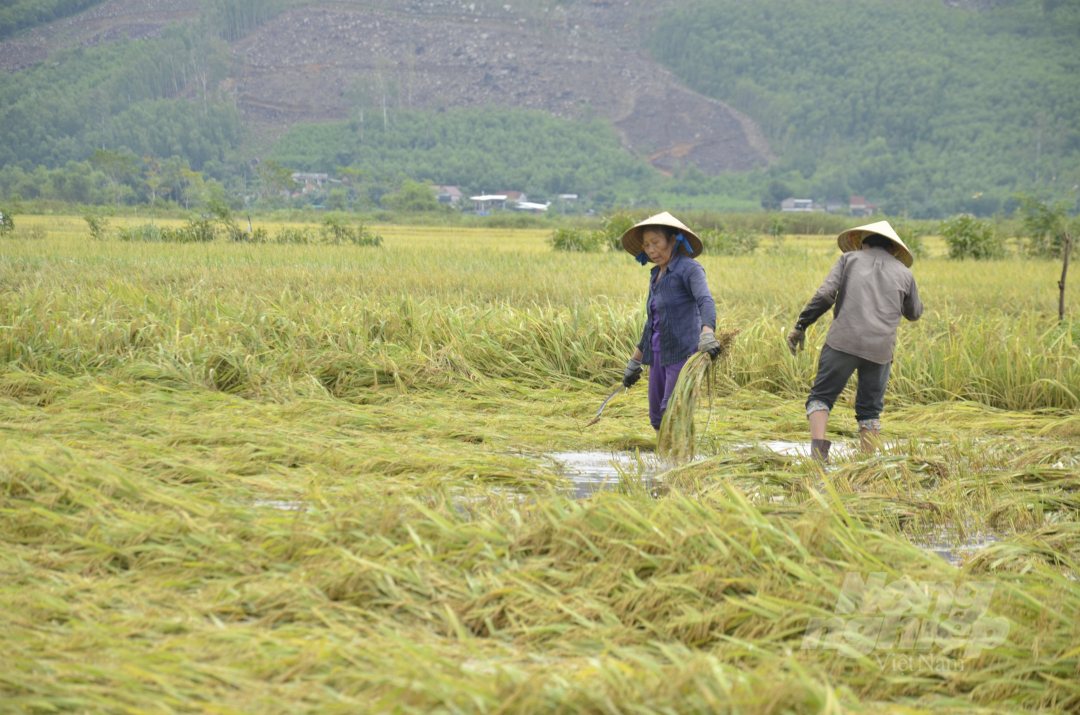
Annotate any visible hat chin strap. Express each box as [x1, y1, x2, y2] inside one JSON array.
[[635, 251, 649, 266]]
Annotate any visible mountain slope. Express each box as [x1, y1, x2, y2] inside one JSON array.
[[0, 0, 774, 180], [653, 0, 1080, 214]]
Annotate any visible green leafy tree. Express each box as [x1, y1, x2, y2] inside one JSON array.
[[179, 167, 206, 210], [89, 149, 137, 205], [599, 211, 639, 251], [327, 187, 347, 211], [257, 160, 296, 206], [1016, 193, 1075, 259], [143, 155, 166, 204], [382, 180, 443, 212], [940, 215, 1007, 260], [81, 207, 110, 241]]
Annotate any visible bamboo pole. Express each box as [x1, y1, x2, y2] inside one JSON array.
[[1059, 233, 1072, 324]]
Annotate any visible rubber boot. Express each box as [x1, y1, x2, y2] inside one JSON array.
[[859, 428, 881, 454], [810, 439, 831, 463]]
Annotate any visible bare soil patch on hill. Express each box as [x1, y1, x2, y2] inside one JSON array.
[[0, 0, 197, 72], [232, 2, 774, 174]]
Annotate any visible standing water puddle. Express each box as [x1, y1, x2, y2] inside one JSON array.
[[545, 451, 669, 498]]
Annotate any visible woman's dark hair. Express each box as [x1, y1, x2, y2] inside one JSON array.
[[862, 234, 893, 249]]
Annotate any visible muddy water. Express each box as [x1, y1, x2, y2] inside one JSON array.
[[545, 451, 668, 498], [731, 440, 856, 459]]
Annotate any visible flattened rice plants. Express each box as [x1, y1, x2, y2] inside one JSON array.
[[0, 218, 1078, 713]]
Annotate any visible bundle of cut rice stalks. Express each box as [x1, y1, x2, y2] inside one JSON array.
[[658, 329, 739, 462]]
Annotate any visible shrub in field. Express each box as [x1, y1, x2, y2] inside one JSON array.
[[228, 226, 270, 243], [116, 224, 165, 242], [183, 218, 217, 243], [274, 226, 317, 244], [599, 211, 639, 251], [117, 220, 216, 243], [321, 215, 383, 246], [550, 212, 641, 253], [0, 206, 14, 236], [699, 228, 759, 255], [81, 208, 109, 241], [940, 215, 1006, 260], [1017, 194, 1074, 259], [548, 227, 604, 252], [355, 229, 384, 247]]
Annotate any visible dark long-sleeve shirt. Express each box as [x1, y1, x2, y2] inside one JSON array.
[[796, 247, 922, 364], [637, 252, 717, 366]]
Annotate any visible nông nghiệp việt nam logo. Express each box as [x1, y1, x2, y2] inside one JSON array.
[[801, 572, 1010, 667]]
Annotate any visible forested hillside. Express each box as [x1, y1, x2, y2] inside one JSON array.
[[653, 0, 1080, 215], [270, 107, 662, 201], [0, 23, 239, 173], [0, 0, 107, 40], [1, 0, 1078, 215]]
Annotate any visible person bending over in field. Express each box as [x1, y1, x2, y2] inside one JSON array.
[[787, 221, 923, 462], [619, 212, 722, 434]]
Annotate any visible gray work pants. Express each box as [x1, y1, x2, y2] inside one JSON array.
[[806, 344, 891, 422]]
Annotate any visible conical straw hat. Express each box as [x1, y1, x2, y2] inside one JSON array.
[[837, 220, 913, 267], [620, 211, 704, 259]]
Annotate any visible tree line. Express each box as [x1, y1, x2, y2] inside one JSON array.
[[269, 106, 661, 203]]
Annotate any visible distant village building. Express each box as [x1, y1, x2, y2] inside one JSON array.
[[432, 185, 463, 206], [292, 172, 329, 187], [825, 199, 844, 214], [470, 194, 508, 213], [780, 197, 814, 212], [497, 191, 527, 206], [513, 200, 551, 214], [849, 196, 879, 217]]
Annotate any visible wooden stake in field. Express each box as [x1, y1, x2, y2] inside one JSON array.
[[1059, 232, 1072, 324]]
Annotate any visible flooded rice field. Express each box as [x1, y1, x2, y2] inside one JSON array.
[[545, 446, 1009, 566]]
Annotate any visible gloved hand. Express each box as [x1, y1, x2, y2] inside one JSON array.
[[786, 326, 806, 356], [623, 357, 642, 388], [698, 330, 723, 360]]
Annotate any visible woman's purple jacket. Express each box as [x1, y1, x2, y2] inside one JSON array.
[[636, 252, 717, 367]]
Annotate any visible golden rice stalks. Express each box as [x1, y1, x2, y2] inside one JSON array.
[[658, 329, 738, 461]]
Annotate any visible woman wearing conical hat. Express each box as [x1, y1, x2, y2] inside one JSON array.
[[619, 212, 722, 433], [786, 221, 923, 462]]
